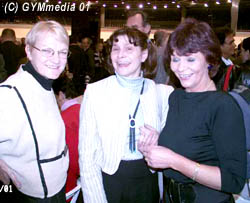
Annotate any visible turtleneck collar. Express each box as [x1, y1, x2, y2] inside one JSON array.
[[115, 72, 144, 90], [22, 61, 53, 91]]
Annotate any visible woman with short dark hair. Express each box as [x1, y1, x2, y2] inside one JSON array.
[[240, 37, 250, 68], [140, 18, 246, 203]]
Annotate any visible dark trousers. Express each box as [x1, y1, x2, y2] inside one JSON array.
[[163, 177, 235, 203], [2, 183, 66, 203], [102, 159, 159, 203]]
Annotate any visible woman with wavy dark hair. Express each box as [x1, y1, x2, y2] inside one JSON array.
[[79, 27, 173, 203], [139, 18, 246, 203]]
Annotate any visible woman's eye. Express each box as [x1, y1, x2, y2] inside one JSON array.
[[172, 57, 180, 62], [60, 51, 68, 55], [126, 47, 133, 51], [112, 48, 119, 52], [187, 57, 195, 62], [42, 49, 53, 54]]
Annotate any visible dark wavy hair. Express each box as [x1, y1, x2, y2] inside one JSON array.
[[105, 27, 157, 79], [165, 18, 222, 67], [242, 37, 250, 52]]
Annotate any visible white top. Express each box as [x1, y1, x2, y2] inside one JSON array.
[[115, 73, 144, 160], [0, 67, 69, 198], [79, 75, 174, 203]]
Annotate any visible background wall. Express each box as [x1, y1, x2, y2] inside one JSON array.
[[0, 23, 249, 46], [0, 23, 71, 41]]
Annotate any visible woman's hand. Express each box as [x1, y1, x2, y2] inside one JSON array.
[[138, 124, 159, 155], [0, 160, 21, 189], [143, 147, 222, 191], [143, 146, 176, 169]]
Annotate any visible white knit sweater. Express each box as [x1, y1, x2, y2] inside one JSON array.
[[0, 67, 69, 198]]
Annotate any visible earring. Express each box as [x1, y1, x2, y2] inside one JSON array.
[[208, 64, 213, 70]]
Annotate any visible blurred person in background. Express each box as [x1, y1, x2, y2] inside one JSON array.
[[230, 68, 250, 203], [153, 30, 170, 85], [211, 27, 240, 91], [240, 37, 250, 69], [68, 35, 88, 94], [93, 41, 110, 82], [81, 37, 95, 83], [126, 10, 168, 86], [53, 75, 82, 202], [0, 28, 26, 77]]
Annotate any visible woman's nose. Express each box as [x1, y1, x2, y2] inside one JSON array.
[[176, 61, 186, 72], [51, 51, 60, 63], [118, 49, 126, 58]]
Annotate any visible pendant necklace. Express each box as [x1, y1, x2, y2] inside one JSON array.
[[129, 80, 145, 152]]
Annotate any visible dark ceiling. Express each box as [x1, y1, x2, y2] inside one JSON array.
[[0, 0, 250, 30]]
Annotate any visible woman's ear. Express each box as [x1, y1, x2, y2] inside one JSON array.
[[141, 49, 148, 63], [144, 24, 151, 36], [247, 50, 250, 60], [25, 45, 32, 61]]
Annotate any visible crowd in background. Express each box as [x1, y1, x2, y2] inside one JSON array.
[[0, 10, 250, 203]]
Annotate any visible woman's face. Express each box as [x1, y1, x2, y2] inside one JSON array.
[[171, 51, 210, 92], [97, 43, 103, 52], [111, 35, 148, 78], [240, 46, 250, 63], [26, 32, 68, 80]]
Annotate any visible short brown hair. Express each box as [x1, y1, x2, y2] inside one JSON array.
[[165, 18, 221, 67], [1, 28, 15, 38], [242, 37, 250, 52], [106, 27, 157, 79], [126, 10, 149, 28], [214, 26, 234, 45]]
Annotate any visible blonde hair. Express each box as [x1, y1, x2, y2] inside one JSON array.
[[25, 20, 69, 46]]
